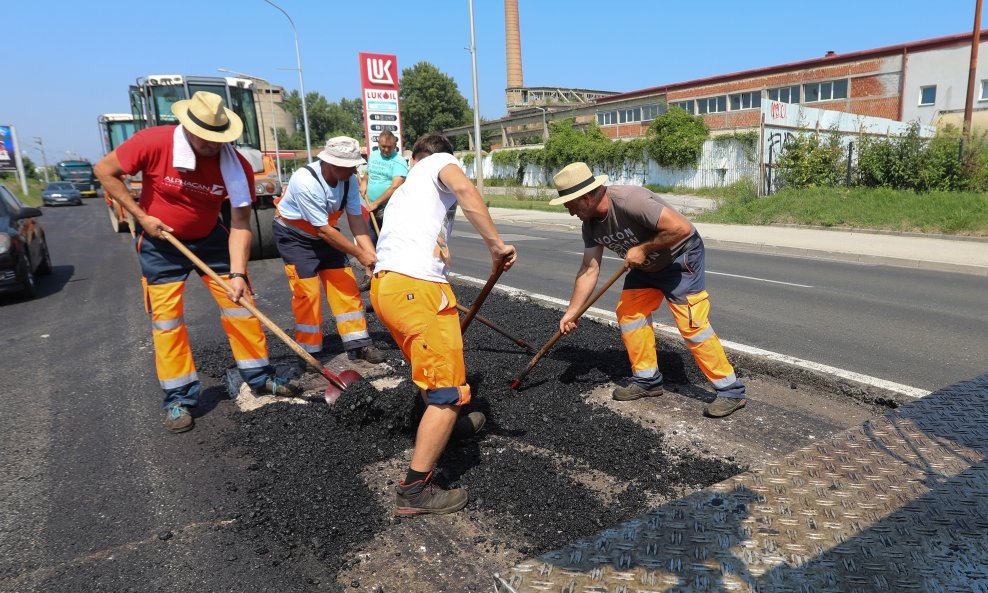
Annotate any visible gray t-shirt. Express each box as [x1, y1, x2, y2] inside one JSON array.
[[582, 185, 696, 273]]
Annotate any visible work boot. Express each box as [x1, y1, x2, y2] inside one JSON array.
[[257, 376, 303, 397], [450, 411, 486, 441], [703, 396, 747, 418], [348, 345, 386, 364], [394, 472, 468, 516], [164, 405, 194, 434], [612, 382, 664, 401]]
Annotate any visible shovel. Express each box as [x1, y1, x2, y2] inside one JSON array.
[[510, 264, 629, 390], [455, 303, 536, 354], [161, 231, 360, 405], [459, 261, 506, 333]]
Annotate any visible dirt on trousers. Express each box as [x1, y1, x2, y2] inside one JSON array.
[[193, 282, 892, 593]]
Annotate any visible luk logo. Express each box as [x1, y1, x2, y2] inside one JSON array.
[[210, 184, 225, 196], [366, 58, 394, 85]]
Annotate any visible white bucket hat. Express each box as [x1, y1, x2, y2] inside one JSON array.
[[172, 91, 243, 143], [318, 137, 365, 167], [550, 162, 608, 205]]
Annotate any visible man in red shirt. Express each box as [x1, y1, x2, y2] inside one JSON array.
[[95, 91, 300, 434]]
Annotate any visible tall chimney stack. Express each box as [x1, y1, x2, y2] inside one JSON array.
[[505, 0, 524, 88]]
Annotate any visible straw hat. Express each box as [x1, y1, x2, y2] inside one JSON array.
[[549, 162, 608, 205], [171, 91, 243, 143]]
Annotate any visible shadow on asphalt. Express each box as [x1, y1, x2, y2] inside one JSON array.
[[0, 264, 75, 305]]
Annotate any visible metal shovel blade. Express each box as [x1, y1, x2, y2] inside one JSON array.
[[322, 369, 363, 406]]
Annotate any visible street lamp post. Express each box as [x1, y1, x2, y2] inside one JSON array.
[[468, 0, 484, 193], [218, 68, 282, 178], [33, 137, 50, 183], [264, 0, 312, 161]]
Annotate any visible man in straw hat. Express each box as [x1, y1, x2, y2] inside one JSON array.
[[271, 136, 384, 364], [371, 133, 517, 515], [95, 91, 301, 434], [552, 162, 747, 418]]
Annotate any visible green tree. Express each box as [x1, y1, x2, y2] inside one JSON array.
[[399, 62, 471, 147], [280, 91, 365, 148], [644, 107, 709, 168]]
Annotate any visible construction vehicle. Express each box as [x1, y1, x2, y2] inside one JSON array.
[[128, 74, 282, 259], [97, 113, 139, 233], [54, 160, 99, 197]]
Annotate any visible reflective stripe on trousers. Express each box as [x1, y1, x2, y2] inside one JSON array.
[[616, 288, 740, 392], [283, 264, 370, 353]]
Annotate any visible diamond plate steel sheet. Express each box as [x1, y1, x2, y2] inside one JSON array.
[[495, 374, 988, 593]]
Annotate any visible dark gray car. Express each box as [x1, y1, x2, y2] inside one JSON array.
[[42, 181, 83, 206]]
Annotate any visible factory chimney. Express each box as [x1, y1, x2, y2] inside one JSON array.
[[505, 0, 524, 88]]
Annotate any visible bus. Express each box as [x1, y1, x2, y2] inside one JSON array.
[[55, 160, 99, 197], [129, 75, 282, 259]]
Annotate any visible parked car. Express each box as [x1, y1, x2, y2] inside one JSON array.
[[0, 183, 51, 297], [42, 181, 83, 206]]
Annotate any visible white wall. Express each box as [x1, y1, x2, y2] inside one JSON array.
[[902, 40, 988, 125]]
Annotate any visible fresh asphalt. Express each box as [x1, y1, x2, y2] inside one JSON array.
[[446, 221, 988, 393]]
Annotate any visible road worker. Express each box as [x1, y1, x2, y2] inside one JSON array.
[[361, 129, 407, 245], [370, 133, 517, 515], [272, 136, 384, 364], [94, 91, 301, 434], [554, 162, 746, 418]]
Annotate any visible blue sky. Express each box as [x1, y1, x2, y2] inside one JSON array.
[[2, 1, 980, 163]]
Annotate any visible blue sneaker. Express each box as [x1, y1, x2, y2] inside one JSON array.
[[164, 405, 193, 433]]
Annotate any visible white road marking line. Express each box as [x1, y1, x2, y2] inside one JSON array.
[[450, 273, 930, 399], [456, 231, 545, 242], [564, 251, 813, 288]]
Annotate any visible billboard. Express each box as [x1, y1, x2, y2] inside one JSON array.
[[358, 52, 402, 154], [0, 125, 17, 173]]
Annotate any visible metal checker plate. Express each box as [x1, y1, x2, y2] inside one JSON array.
[[495, 374, 988, 593]]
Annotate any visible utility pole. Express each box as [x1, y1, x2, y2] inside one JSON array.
[[468, 0, 484, 194], [265, 0, 312, 161], [963, 0, 983, 140], [33, 137, 50, 183]]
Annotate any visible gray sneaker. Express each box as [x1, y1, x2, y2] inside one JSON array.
[[257, 377, 303, 397], [450, 411, 486, 441], [612, 382, 664, 401], [395, 473, 468, 516], [164, 405, 194, 433], [349, 345, 385, 364], [704, 396, 747, 418]]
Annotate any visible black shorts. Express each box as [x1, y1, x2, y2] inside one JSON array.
[[272, 219, 347, 278]]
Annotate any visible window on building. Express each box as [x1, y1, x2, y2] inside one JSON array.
[[804, 79, 849, 102], [641, 104, 661, 121], [729, 91, 762, 110], [619, 107, 642, 123], [768, 85, 801, 104], [919, 85, 937, 106], [697, 95, 727, 114], [670, 100, 695, 114], [980, 80, 988, 101], [596, 111, 618, 125]]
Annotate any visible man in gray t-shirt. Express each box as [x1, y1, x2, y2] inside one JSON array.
[[551, 162, 746, 418]]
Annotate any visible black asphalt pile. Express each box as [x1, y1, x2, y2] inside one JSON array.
[[216, 283, 746, 590]]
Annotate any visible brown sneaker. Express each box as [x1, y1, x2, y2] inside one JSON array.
[[612, 382, 664, 401], [348, 345, 386, 364], [450, 411, 486, 441], [164, 405, 193, 433], [257, 377, 303, 397], [395, 472, 468, 516], [703, 396, 747, 418]]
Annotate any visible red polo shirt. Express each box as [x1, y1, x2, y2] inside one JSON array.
[[116, 126, 255, 240]]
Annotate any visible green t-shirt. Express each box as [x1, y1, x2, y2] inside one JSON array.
[[366, 149, 409, 202]]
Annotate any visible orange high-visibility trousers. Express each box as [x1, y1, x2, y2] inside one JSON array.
[[283, 265, 370, 354], [370, 271, 470, 406], [616, 288, 741, 393]]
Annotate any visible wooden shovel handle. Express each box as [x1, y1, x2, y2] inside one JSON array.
[[513, 265, 629, 387], [460, 262, 506, 332], [160, 231, 346, 390], [455, 303, 535, 353], [360, 194, 382, 236]]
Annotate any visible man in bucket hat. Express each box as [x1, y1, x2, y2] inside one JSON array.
[[271, 136, 384, 364], [95, 91, 302, 434], [553, 162, 747, 418]]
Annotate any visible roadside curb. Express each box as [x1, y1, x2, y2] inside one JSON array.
[[703, 238, 988, 277]]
